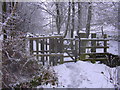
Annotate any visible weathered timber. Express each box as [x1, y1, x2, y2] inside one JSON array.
[[79, 33, 87, 60], [41, 39, 44, 65], [30, 39, 33, 55], [81, 52, 109, 55], [34, 53, 63, 56], [28, 33, 109, 66], [36, 39, 39, 59], [80, 38, 109, 41], [28, 35, 63, 40], [104, 34, 107, 53], [82, 58, 107, 61]]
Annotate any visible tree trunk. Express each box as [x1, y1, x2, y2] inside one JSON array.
[[2, 2, 7, 40], [77, 2, 82, 36], [64, 2, 71, 38], [55, 2, 60, 34], [71, 2, 75, 38], [86, 2, 92, 38]]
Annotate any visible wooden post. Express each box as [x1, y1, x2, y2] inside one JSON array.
[[70, 39, 73, 51], [79, 33, 86, 60], [91, 33, 96, 62], [104, 34, 107, 53], [36, 40, 39, 59], [41, 39, 44, 65], [60, 54, 64, 64], [78, 36, 81, 57], [30, 39, 33, 55], [45, 38, 48, 61], [75, 38, 78, 62], [60, 37, 64, 64], [49, 38, 52, 65], [53, 38, 58, 65], [91, 33, 96, 52]]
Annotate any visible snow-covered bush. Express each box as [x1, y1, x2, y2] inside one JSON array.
[[1, 2, 59, 88], [2, 31, 58, 88], [13, 68, 58, 88], [2, 32, 37, 87]]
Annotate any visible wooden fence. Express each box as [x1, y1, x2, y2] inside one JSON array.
[[27, 33, 109, 65], [28, 35, 64, 65], [77, 33, 109, 62]]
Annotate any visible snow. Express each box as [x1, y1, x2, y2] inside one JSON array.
[[53, 61, 116, 88], [108, 40, 118, 55], [37, 61, 117, 88]]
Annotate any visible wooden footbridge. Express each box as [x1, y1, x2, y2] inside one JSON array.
[[27, 33, 112, 66]]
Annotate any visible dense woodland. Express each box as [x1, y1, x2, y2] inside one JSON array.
[[0, 1, 120, 88]]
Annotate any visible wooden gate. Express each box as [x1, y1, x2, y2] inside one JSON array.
[[28, 35, 64, 66], [77, 33, 109, 62], [27, 33, 109, 65]]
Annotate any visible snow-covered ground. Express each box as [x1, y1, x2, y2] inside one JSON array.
[[37, 61, 117, 88], [53, 61, 116, 88]]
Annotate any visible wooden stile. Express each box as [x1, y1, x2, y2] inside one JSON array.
[[28, 33, 109, 66]]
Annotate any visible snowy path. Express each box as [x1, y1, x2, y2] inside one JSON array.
[[53, 61, 115, 88]]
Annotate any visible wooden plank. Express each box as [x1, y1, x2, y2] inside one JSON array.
[[41, 39, 44, 65], [91, 33, 96, 60], [75, 39, 78, 62], [45, 38, 48, 61], [80, 38, 109, 41], [82, 58, 107, 61], [53, 38, 58, 65], [79, 33, 87, 60], [60, 37, 64, 53], [81, 52, 109, 55], [60, 55, 64, 64], [49, 38, 52, 65], [60, 38, 64, 64], [57, 60, 75, 64], [36, 39, 39, 59], [64, 55, 74, 57], [32, 47, 109, 52], [80, 46, 109, 48], [91, 33, 96, 53], [30, 39, 33, 55], [34, 53, 63, 56], [104, 34, 107, 53], [64, 38, 75, 40], [28, 35, 64, 40]]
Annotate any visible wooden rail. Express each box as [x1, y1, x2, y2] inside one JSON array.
[[28, 33, 109, 65], [78, 33, 109, 61]]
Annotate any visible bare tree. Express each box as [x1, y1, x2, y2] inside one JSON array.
[[64, 2, 71, 38], [55, 2, 61, 34], [86, 2, 92, 38], [71, 2, 75, 38], [77, 2, 82, 35]]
